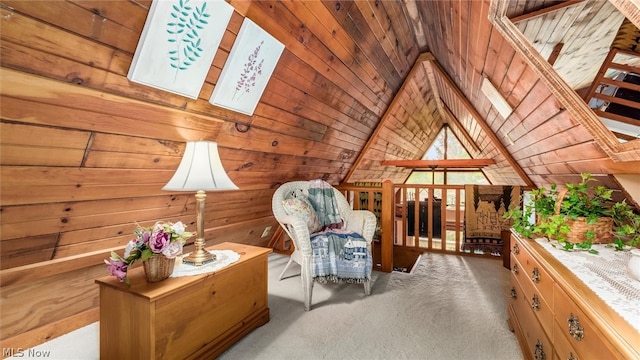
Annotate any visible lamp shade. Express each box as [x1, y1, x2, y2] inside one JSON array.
[[162, 141, 238, 191]]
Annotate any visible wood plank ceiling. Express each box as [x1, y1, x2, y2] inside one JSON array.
[[348, 0, 640, 187], [1, 0, 640, 349]]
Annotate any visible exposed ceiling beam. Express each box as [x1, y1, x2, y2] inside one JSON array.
[[381, 159, 496, 169], [509, 0, 585, 23], [548, 43, 564, 66]]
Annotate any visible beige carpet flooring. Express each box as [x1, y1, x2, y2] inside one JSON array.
[[219, 252, 522, 360], [10, 252, 522, 360]]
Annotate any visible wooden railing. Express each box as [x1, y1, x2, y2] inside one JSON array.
[[337, 182, 390, 272], [583, 47, 640, 142], [337, 181, 494, 273]]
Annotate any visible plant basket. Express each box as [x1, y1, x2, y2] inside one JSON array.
[[555, 188, 613, 244], [143, 255, 175, 282], [564, 216, 613, 244]]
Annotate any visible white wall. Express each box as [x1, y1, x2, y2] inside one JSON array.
[[614, 174, 640, 206]]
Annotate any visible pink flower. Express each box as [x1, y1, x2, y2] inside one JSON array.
[[104, 259, 128, 282], [149, 230, 170, 253], [140, 230, 151, 244]]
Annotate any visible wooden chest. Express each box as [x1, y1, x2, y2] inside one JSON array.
[[95, 242, 271, 359]]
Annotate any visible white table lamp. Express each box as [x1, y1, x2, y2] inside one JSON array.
[[162, 141, 238, 266]]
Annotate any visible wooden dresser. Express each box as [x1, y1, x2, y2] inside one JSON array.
[[95, 242, 271, 359], [508, 231, 640, 360]]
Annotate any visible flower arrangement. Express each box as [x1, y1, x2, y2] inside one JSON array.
[[105, 221, 193, 284]]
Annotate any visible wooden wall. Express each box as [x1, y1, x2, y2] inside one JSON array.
[[2, 0, 640, 350], [0, 0, 423, 348]]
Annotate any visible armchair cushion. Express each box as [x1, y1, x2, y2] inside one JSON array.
[[282, 197, 321, 233]]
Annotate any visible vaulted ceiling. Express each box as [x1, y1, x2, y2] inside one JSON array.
[[346, 0, 640, 190], [3, 0, 640, 349]]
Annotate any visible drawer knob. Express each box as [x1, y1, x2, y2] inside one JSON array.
[[531, 294, 540, 311], [568, 352, 577, 360], [513, 243, 520, 255], [534, 340, 546, 360], [531, 267, 541, 283], [512, 263, 519, 275], [568, 314, 585, 341], [510, 287, 517, 299]]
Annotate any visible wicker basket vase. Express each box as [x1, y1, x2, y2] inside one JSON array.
[[143, 255, 175, 282], [565, 216, 613, 244], [554, 188, 614, 244]]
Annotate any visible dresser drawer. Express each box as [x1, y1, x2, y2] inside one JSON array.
[[511, 236, 554, 301], [511, 253, 554, 339], [510, 272, 553, 360], [553, 319, 579, 360], [553, 284, 620, 360], [509, 232, 639, 360]]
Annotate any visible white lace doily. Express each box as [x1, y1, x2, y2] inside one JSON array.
[[170, 250, 240, 278], [535, 238, 640, 332]]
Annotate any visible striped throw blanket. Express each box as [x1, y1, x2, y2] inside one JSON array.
[[308, 179, 343, 230]]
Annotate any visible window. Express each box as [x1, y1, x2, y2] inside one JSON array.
[[405, 126, 489, 185]]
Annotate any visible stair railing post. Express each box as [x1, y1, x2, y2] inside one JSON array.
[[381, 179, 394, 272]]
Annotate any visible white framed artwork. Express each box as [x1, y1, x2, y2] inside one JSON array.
[[209, 18, 285, 115], [127, 0, 234, 99]]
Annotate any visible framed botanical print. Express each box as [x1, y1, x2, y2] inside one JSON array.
[[128, 0, 234, 99], [209, 18, 285, 115]]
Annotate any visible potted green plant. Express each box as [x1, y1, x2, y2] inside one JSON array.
[[608, 200, 640, 280], [609, 200, 640, 250], [531, 184, 558, 222], [503, 206, 533, 238], [503, 184, 559, 238], [554, 173, 614, 244], [505, 173, 639, 254]]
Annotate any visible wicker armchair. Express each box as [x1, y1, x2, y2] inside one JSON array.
[[271, 181, 376, 311]]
